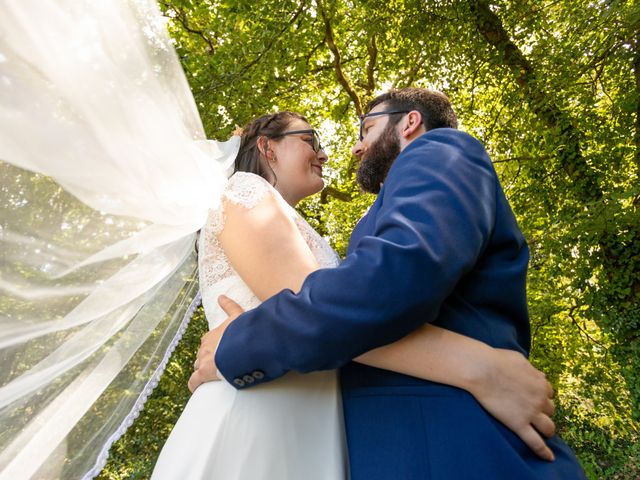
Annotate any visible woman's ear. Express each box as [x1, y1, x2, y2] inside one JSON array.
[[256, 136, 273, 160]]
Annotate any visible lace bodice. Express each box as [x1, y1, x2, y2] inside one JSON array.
[[198, 172, 340, 328]]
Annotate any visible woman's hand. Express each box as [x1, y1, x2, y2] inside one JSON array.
[[467, 348, 556, 461], [355, 324, 557, 461]]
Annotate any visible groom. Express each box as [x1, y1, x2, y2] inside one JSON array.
[[192, 88, 585, 479]]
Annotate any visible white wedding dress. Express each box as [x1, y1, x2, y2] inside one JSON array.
[[151, 172, 348, 479]]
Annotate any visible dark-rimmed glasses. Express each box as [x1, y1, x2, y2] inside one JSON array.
[[272, 129, 323, 153], [358, 110, 410, 141]]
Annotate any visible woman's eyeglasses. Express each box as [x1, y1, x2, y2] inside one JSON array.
[[272, 129, 323, 153]]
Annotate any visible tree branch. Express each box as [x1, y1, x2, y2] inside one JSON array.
[[321, 185, 352, 203], [366, 34, 378, 96], [307, 53, 365, 74], [397, 54, 427, 89], [317, 0, 363, 115], [492, 155, 554, 164], [162, 2, 217, 53], [469, 0, 602, 201], [634, 29, 640, 170], [204, 1, 306, 92], [567, 305, 607, 348]]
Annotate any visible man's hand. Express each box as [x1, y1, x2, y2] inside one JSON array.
[[187, 295, 245, 393], [469, 349, 556, 461]]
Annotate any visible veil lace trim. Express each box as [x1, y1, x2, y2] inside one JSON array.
[[81, 291, 202, 480]]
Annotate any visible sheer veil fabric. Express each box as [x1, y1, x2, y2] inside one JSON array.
[[0, 1, 239, 478]]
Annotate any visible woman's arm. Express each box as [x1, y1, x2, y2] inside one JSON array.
[[218, 193, 555, 461], [218, 193, 319, 299], [355, 326, 556, 460]]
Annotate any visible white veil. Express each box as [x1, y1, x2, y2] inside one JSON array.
[[0, 1, 239, 478]]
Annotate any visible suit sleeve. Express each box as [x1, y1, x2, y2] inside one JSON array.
[[215, 130, 497, 388]]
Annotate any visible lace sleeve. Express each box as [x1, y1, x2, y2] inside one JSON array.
[[205, 172, 274, 236], [197, 172, 275, 325], [224, 171, 274, 208]]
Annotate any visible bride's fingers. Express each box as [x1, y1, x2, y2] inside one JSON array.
[[532, 413, 556, 439], [542, 397, 556, 417], [546, 379, 555, 399], [218, 295, 245, 317], [517, 425, 555, 462]]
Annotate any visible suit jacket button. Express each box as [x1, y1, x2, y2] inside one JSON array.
[[233, 378, 246, 387], [242, 374, 255, 384], [252, 370, 265, 380]]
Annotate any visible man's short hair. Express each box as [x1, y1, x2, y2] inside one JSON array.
[[367, 88, 458, 131]]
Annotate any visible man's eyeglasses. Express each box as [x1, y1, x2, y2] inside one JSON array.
[[272, 129, 323, 153], [358, 110, 409, 141]]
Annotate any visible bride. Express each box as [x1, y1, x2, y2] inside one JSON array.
[[0, 1, 554, 478], [150, 111, 556, 479]]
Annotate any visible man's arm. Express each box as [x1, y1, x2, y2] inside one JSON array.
[[216, 130, 497, 386], [195, 296, 556, 461]]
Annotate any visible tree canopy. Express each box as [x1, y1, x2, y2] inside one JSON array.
[[100, 1, 640, 478]]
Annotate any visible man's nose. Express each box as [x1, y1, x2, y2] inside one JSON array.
[[351, 140, 364, 158]]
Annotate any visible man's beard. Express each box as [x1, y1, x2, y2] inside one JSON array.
[[356, 123, 401, 194]]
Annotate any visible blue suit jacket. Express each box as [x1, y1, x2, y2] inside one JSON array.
[[215, 128, 585, 479]]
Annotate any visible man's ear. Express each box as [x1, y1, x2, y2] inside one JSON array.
[[400, 111, 425, 139]]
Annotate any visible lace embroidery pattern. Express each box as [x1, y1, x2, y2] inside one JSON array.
[[223, 171, 273, 210], [293, 216, 340, 268], [199, 172, 339, 321], [198, 172, 274, 294]]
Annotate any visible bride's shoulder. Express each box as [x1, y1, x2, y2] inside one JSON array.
[[228, 170, 270, 185], [224, 171, 275, 209]]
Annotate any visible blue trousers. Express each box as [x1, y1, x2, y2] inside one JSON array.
[[343, 384, 587, 480]]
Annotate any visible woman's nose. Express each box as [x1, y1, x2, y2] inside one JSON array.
[[317, 148, 329, 163]]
